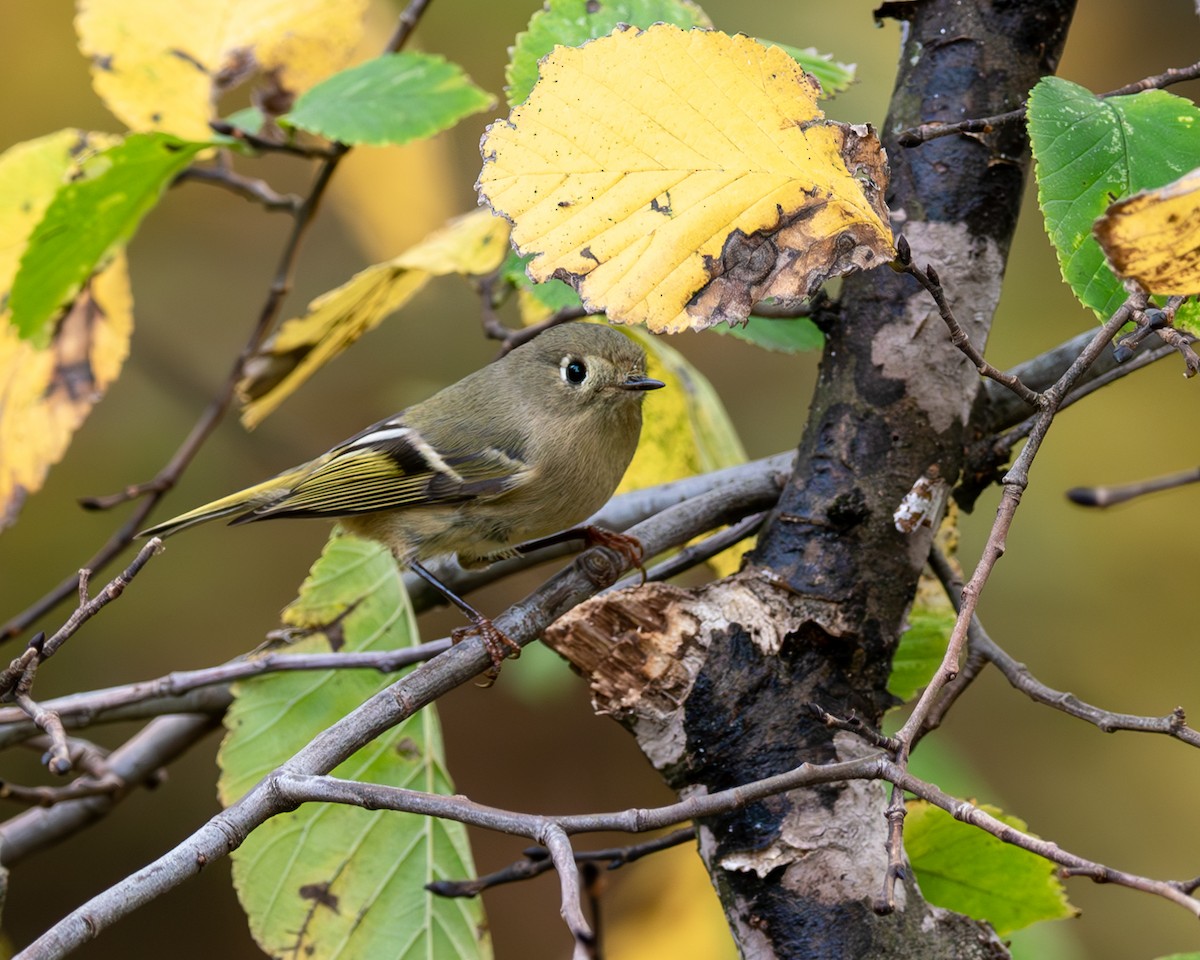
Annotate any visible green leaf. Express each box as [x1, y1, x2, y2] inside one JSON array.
[[283, 52, 494, 147], [502, 250, 583, 320], [712, 316, 824, 353], [507, 0, 712, 107], [1028, 77, 1200, 331], [218, 535, 491, 960], [1154, 954, 1200, 960], [888, 606, 955, 701], [9, 132, 205, 346], [755, 40, 855, 96], [905, 800, 1077, 936], [214, 106, 266, 140]]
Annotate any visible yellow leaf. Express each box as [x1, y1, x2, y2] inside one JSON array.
[[1094, 166, 1200, 295], [606, 840, 736, 960], [0, 130, 133, 530], [76, 0, 367, 140], [478, 24, 894, 333], [239, 209, 510, 427], [619, 329, 750, 576]]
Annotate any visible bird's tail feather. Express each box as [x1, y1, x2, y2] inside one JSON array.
[[138, 470, 303, 539]]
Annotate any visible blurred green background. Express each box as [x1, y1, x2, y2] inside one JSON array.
[[1, 2, 1198, 958]]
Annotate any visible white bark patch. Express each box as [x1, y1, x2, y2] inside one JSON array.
[[719, 735, 902, 908], [872, 221, 1004, 433]]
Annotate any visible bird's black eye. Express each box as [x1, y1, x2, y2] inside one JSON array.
[[560, 357, 588, 385]]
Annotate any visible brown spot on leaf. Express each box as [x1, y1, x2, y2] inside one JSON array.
[[394, 737, 420, 760], [299, 882, 340, 913]]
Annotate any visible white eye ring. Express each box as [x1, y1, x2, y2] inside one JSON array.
[[560, 356, 588, 385]]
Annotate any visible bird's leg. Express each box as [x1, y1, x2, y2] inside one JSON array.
[[515, 525, 648, 581], [408, 560, 521, 677]]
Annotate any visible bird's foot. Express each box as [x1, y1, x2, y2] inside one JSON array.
[[582, 525, 647, 582], [452, 618, 521, 685]]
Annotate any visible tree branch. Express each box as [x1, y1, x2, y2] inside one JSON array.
[[898, 58, 1200, 145], [11, 463, 784, 956]]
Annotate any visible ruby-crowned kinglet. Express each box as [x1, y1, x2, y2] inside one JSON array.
[[140, 322, 664, 667]]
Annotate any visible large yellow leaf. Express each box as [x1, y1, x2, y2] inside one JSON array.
[[1094, 166, 1200, 297], [478, 24, 894, 333], [238, 209, 510, 427], [76, 0, 367, 140], [0, 130, 133, 530]]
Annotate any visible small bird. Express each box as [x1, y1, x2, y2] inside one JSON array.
[[140, 322, 665, 670]]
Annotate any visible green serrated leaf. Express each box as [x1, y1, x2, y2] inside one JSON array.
[[888, 607, 955, 701], [1028, 77, 1200, 331], [712, 316, 824, 353], [507, 0, 712, 107], [502, 250, 583, 323], [905, 800, 1077, 936], [283, 52, 494, 147], [755, 40, 855, 96], [9, 132, 205, 346], [218, 535, 491, 960]]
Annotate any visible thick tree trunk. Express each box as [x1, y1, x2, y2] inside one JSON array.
[[548, 1, 1076, 956]]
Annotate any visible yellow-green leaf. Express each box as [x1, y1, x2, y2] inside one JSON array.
[[619, 328, 749, 575], [888, 607, 954, 702], [218, 535, 491, 960], [0, 130, 132, 531], [76, 0, 367, 139], [12, 133, 205, 344], [905, 800, 1077, 936], [478, 24, 893, 332], [239, 209, 510, 427]]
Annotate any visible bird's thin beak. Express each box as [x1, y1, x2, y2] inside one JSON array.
[[620, 374, 666, 391]]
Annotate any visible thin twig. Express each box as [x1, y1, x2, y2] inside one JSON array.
[[875, 785, 908, 915], [611, 510, 765, 590], [0, 643, 448, 744], [174, 166, 301, 211], [428, 829, 695, 897], [0, 539, 163, 696], [541, 824, 595, 959], [0, 714, 219, 867], [808, 704, 900, 752], [894, 239, 1041, 407], [0, 775, 123, 809], [894, 294, 1145, 754], [1067, 466, 1200, 507], [898, 59, 1200, 145], [13, 696, 70, 775], [0, 541, 163, 773], [496, 308, 590, 355], [926, 544, 1200, 747]]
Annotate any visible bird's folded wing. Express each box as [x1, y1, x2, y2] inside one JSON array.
[[240, 426, 528, 520]]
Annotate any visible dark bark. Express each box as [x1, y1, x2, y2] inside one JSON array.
[[549, 0, 1076, 957]]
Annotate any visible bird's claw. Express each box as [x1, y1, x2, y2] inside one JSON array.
[[583, 526, 648, 583], [452, 619, 521, 685]]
